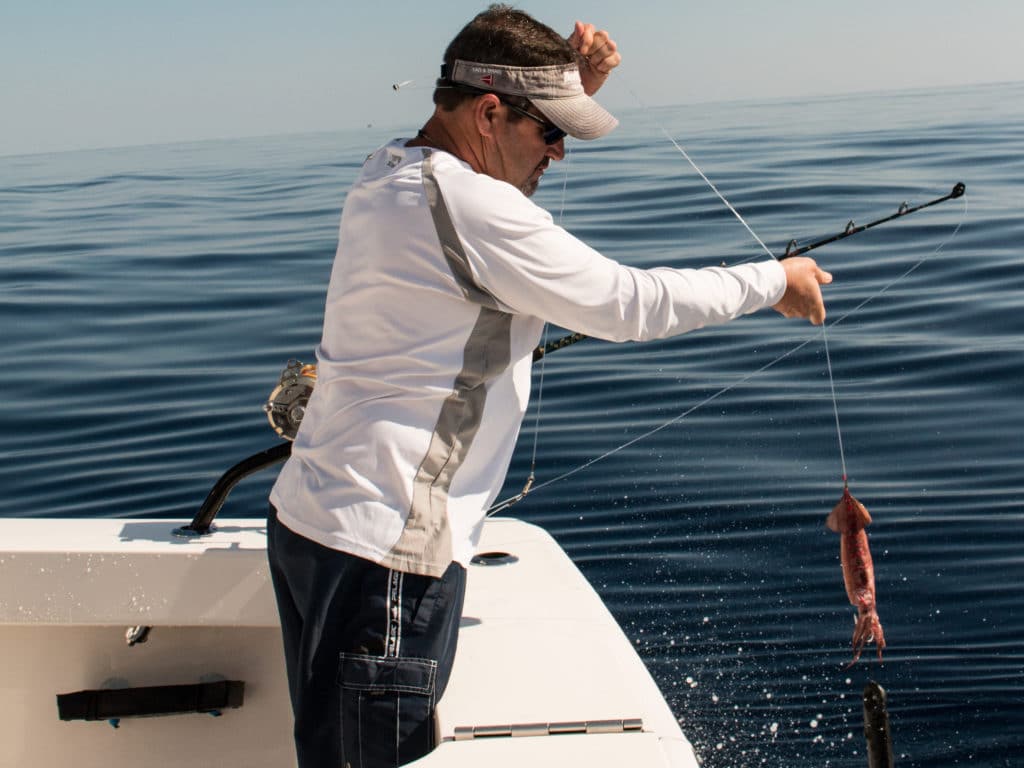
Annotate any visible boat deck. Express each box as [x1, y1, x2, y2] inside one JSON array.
[[419, 517, 697, 765], [0, 516, 697, 767]]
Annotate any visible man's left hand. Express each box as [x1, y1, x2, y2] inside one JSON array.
[[568, 21, 621, 96], [772, 257, 833, 325]]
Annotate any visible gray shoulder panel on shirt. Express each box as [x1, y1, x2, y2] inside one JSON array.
[[421, 150, 501, 310]]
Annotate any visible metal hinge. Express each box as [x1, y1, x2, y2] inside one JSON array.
[[453, 718, 643, 741]]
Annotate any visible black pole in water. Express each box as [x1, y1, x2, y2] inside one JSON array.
[[863, 681, 895, 768], [530, 183, 966, 361]]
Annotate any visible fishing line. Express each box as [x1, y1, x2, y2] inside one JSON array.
[[483, 161, 962, 518], [822, 326, 849, 486], [514, 145, 576, 504], [628, 86, 776, 260], [820, 192, 967, 489], [657, 127, 776, 260], [500, 86, 790, 513], [389, 70, 952, 515], [825, 193, 967, 331], [488, 334, 812, 515]]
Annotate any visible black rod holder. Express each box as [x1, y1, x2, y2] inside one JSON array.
[[174, 442, 292, 538]]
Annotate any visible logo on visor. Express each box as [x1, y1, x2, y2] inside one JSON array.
[[480, 74, 494, 86]]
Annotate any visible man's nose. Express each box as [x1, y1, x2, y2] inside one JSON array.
[[546, 138, 565, 161]]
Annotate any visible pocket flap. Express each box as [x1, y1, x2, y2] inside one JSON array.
[[338, 653, 436, 696]]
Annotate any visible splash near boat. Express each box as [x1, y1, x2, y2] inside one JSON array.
[[826, 486, 886, 666]]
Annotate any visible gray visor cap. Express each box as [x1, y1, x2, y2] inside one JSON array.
[[448, 59, 618, 140]]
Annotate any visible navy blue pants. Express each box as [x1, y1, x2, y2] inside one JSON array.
[[267, 505, 466, 768]]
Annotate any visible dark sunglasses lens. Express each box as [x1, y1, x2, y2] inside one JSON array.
[[543, 126, 566, 144], [502, 97, 565, 145]]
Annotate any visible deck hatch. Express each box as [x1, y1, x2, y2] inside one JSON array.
[[453, 717, 643, 741]]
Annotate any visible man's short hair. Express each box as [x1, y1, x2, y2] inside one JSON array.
[[434, 4, 580, 111]]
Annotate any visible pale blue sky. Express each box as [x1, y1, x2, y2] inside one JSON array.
[[2, 0, 1020, 156]]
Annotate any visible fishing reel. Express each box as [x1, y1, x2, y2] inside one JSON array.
[[263, 360, 317, 441]]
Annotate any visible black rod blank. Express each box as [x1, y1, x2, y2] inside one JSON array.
[[532, 183, 965, 360], [782, 182, 965, 259]]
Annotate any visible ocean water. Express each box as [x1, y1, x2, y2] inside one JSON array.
[[2, 81, 1022, 766]]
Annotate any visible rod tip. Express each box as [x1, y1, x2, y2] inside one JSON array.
[[952, 182, 966, 198]]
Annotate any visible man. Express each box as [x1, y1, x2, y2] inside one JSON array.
[[268, 6, 831, 768]]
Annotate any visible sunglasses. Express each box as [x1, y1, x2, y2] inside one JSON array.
[[499, 98, 567, 145], [436, 80, 568, 145]]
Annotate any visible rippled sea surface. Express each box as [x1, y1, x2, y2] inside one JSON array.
[[3, 81, 1022, 766]]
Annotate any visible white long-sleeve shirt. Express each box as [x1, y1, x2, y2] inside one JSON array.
[[270, 139, 786, 578]]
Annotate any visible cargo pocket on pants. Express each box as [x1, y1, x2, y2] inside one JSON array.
[[338, 652, 438, 768]]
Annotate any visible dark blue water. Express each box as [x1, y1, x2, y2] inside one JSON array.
[[3, 81, 1022, 766]]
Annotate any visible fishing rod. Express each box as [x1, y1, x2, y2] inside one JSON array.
[[180, 185, 966, 533], [532, 182, 966, 361], [781, 181, 965, 258]]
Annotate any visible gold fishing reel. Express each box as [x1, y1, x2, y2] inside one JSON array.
[[263, 360, 317, 441]]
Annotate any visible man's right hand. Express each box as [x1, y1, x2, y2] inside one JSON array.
[[568, 21, 621, 96], [772, 256, 832, 325]]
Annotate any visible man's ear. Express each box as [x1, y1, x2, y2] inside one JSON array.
[[473, 93, 502, 139]]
